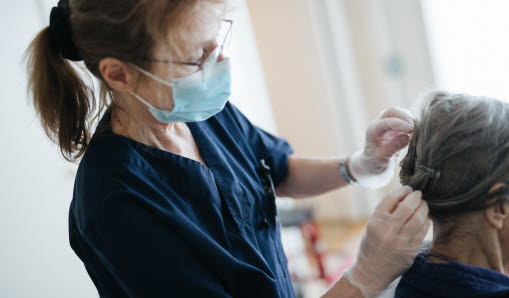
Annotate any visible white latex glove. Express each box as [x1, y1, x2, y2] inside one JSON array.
[[343, 186, 430, 298], [349, 107, 414, 189]]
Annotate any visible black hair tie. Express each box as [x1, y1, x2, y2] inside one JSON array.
[[49, 0, 82, 61]]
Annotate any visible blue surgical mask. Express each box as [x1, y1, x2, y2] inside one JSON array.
[[130, 47, 231, 123]]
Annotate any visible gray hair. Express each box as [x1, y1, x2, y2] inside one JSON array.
[[400, 91, 509, 220]]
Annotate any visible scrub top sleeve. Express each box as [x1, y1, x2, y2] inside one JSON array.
[[83, 192, 231, 298], [227, 102, 294, 187]]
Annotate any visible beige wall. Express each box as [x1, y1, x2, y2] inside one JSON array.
[[246, 0, 435, 222], [246, 0, 345, 157], [246, 0, 366, 222]]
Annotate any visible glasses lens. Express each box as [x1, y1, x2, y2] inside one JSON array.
[[193, 20, 232, 69]]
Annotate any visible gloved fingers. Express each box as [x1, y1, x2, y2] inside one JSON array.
[[376, 133, 411, 160], [377, 185, 414, 214], [401, 200, 429, 237], [368, 118, 414, 142], [392, 191, 423, 223], [409, 217, 431, 245], [379, 106, 415, 125]]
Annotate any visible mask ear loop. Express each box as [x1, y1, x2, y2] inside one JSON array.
[[130, 64, 174, 87], [129, 64, 175, 112], [129, 91, 154, 109]]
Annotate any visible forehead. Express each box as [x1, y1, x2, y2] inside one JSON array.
[[162, 2, 224, 56]]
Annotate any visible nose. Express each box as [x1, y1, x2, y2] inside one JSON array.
[[218, 51, 226, 62]]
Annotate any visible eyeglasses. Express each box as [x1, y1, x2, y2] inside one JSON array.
[[140, 19, 233, 68]]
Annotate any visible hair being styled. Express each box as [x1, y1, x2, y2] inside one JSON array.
[[400, 91, 509, 220], [25, 0, 224, 161]]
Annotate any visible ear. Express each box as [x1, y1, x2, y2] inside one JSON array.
[[485, 183, 509, 229], [99, 58, 138, 93]]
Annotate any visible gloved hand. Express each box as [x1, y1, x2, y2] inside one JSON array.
[[349, 107, 414, 189], [343, 186, 430, 298]]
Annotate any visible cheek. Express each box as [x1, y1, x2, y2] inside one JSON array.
[[143, 64, 177, 109], [152, 86, 175, 110], [151, 86, 175, 109], [171, 68, 196, 79], [136, 78, 175, 110]]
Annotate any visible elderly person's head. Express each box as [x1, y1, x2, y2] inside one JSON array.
[[399, 91, 509, 272]]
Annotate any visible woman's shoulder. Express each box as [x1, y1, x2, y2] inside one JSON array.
[[71, 130, 150, 213], [80, 133, 137, 169]]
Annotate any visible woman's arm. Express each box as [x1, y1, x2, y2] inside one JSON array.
[[276, 107, 414, 198], [275, 157, 349, 198]]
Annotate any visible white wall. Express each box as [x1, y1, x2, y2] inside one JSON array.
[[0, 1, 97, 297], [421, 0, 509, 101], [343, 0, 435, 118], [0, 0, 274, 297]]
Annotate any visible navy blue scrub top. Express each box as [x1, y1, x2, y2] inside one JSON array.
[[396, 253, 509, 297], [69, 102, 296, 298]]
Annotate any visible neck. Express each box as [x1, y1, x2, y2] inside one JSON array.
[[111, 105, 189, 154], [110, 92, 206, 165], [111, 99, 181, 145], [431, 224, 506, 274]]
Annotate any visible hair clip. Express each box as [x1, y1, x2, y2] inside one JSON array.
[[418, 165, 441, 180]]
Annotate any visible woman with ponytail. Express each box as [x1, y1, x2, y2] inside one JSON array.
[[26, 0, 429, 297]]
